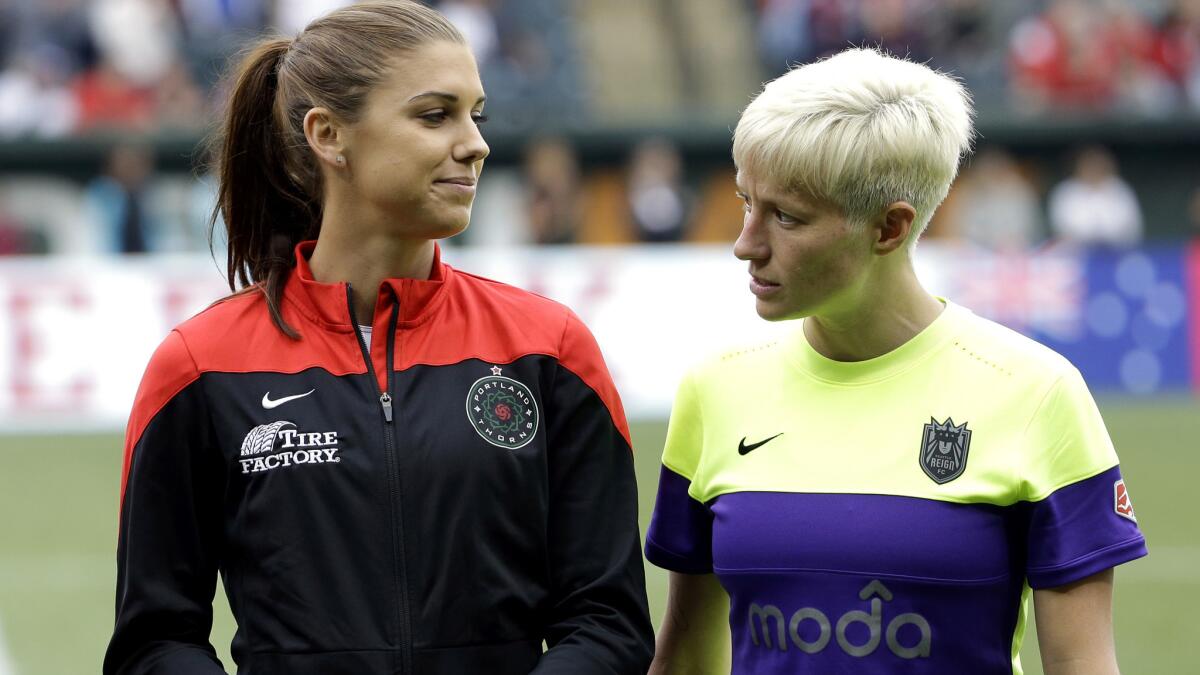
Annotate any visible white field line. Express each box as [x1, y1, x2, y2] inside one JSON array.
[[0, 612, 17, 675]]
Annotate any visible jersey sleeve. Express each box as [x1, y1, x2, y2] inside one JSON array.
[[531, 309, 654, 674], [645, 368, 715, 574], [1020, 367, 1147, 589], [104, 331, 228, 675]]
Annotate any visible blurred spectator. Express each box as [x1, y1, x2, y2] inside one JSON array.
[[89, 0, 181, 87], [474, 0, 584, 129], [753, 0, 858, 74], [71, 58, 155, 132], [153, 62, 207, 131], [1048, 146, 1143, 247], [1151, 0, 1200, 109], [0, 45, 79, 137], [1008, 0, 1124, 112], [524, 137, 582, 245], [928, 0, 989, 65], [11, 0, 96, 73], [853, 0, 933, 63], [626, 138, 691, 243], [951, 148, 1042, 251], [927, 0, 1023, 106], [175, 0, 267, 39], [84, 144, 161, 253], [755, 0, 814, 72], [438, 0, 501, 65], [1107, 0, 1178, 115], [174, 0, 270, 90]]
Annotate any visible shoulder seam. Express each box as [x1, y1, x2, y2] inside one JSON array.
[[455, 268, 564, 306], [172, 329, 201, 375], [555, 304, 571, 361]]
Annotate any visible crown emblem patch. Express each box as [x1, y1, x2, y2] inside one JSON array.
[[920, 417, 971, 484]]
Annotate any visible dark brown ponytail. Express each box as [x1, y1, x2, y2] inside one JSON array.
[[207, 1, 465, 338], [210, 38, 319, 339]]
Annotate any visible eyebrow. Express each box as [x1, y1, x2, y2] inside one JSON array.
[[408, 91, 487, 105]]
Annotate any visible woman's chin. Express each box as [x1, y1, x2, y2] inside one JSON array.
[[407, 212, 470, 241], [430, 219, 470, 241]]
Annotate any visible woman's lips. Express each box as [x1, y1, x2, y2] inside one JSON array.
[[749, 275, 781, 297], [434, 178, 476, 195]]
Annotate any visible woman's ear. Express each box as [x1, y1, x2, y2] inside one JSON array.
[[875, 201, 918, 254], [303, 107, 347, 169]]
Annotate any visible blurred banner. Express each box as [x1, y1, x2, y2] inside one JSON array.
[[0, 243, 1196, 432]]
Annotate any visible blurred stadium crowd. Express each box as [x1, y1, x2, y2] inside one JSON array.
[[0, 0, 1199, 255]]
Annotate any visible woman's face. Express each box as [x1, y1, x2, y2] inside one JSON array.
[[732, 170, 876, 321], [340, 41, 489, 240]]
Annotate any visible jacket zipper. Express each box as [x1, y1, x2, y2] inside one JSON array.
[[347, 285, 412, 674]]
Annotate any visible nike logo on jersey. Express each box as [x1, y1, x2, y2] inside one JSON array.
[[738, 433, 783, 455], [262, 389, 315, 409]]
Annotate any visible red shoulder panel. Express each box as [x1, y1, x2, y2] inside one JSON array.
[[121, 330, 200, 504], [395, 271, 565, 369], [557, 308, 633, 450], [397, 270, 632, 449], [175, 289, 365, 378]]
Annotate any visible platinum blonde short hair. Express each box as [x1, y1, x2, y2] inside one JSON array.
[[732, 48, 974, 246]]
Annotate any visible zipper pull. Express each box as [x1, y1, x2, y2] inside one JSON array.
[[379, 392, 393, 423]]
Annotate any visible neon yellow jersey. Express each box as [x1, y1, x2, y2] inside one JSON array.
[[646, 301, 1146, 674]]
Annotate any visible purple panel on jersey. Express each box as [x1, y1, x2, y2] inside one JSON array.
[[711, 491, 1021, 583], [727, 570, 1017, 674], [707, 487, 1143, 674], [711, 492, 1027, 673], [1026, 465, 1147, 588], [644, 465, 714, 574]]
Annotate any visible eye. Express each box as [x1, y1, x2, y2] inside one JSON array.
[[775, 209, 799, 225], [420, 110, 448, 124], [735, 192, 751, 213], [472, 112, 489, 125]]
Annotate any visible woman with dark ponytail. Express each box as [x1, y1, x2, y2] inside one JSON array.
[[104, 3, 653, 674]]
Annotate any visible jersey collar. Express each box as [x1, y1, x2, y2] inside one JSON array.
[[787, 300, 965, 385], [285, 240, 453, 330]]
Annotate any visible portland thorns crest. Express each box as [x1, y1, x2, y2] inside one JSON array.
[[920, 417, 971, 484], [466, 365, 540, 450]]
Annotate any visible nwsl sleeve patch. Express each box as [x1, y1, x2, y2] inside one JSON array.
[[1114, 479, 1136, 522]]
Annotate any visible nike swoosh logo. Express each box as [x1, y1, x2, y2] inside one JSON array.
[[262, 389, 315, 409], [738, 433, 783, 455]]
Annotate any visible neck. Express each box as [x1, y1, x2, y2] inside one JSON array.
[[308, 226, 435, 324], [803, 257, 944, 362]]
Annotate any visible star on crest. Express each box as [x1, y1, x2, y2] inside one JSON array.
[[490, 365, 503, 376]]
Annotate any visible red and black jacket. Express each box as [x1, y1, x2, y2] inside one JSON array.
[[104, 242, 653, 675]]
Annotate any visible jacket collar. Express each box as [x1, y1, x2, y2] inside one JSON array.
[[285, 240, 452, 330]]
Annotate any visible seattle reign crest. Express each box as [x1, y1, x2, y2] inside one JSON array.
[[465, 365, 540, 450], [920, 417, 971, 484]]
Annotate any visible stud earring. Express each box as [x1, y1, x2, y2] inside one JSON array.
[[335, 155, 345, 165]]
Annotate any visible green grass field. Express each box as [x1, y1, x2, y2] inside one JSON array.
[[0, 396, 1196, 674]]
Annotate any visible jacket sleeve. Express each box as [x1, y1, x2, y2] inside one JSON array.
[[104, 330, 228, 675], [532, 310, 654, 674]]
